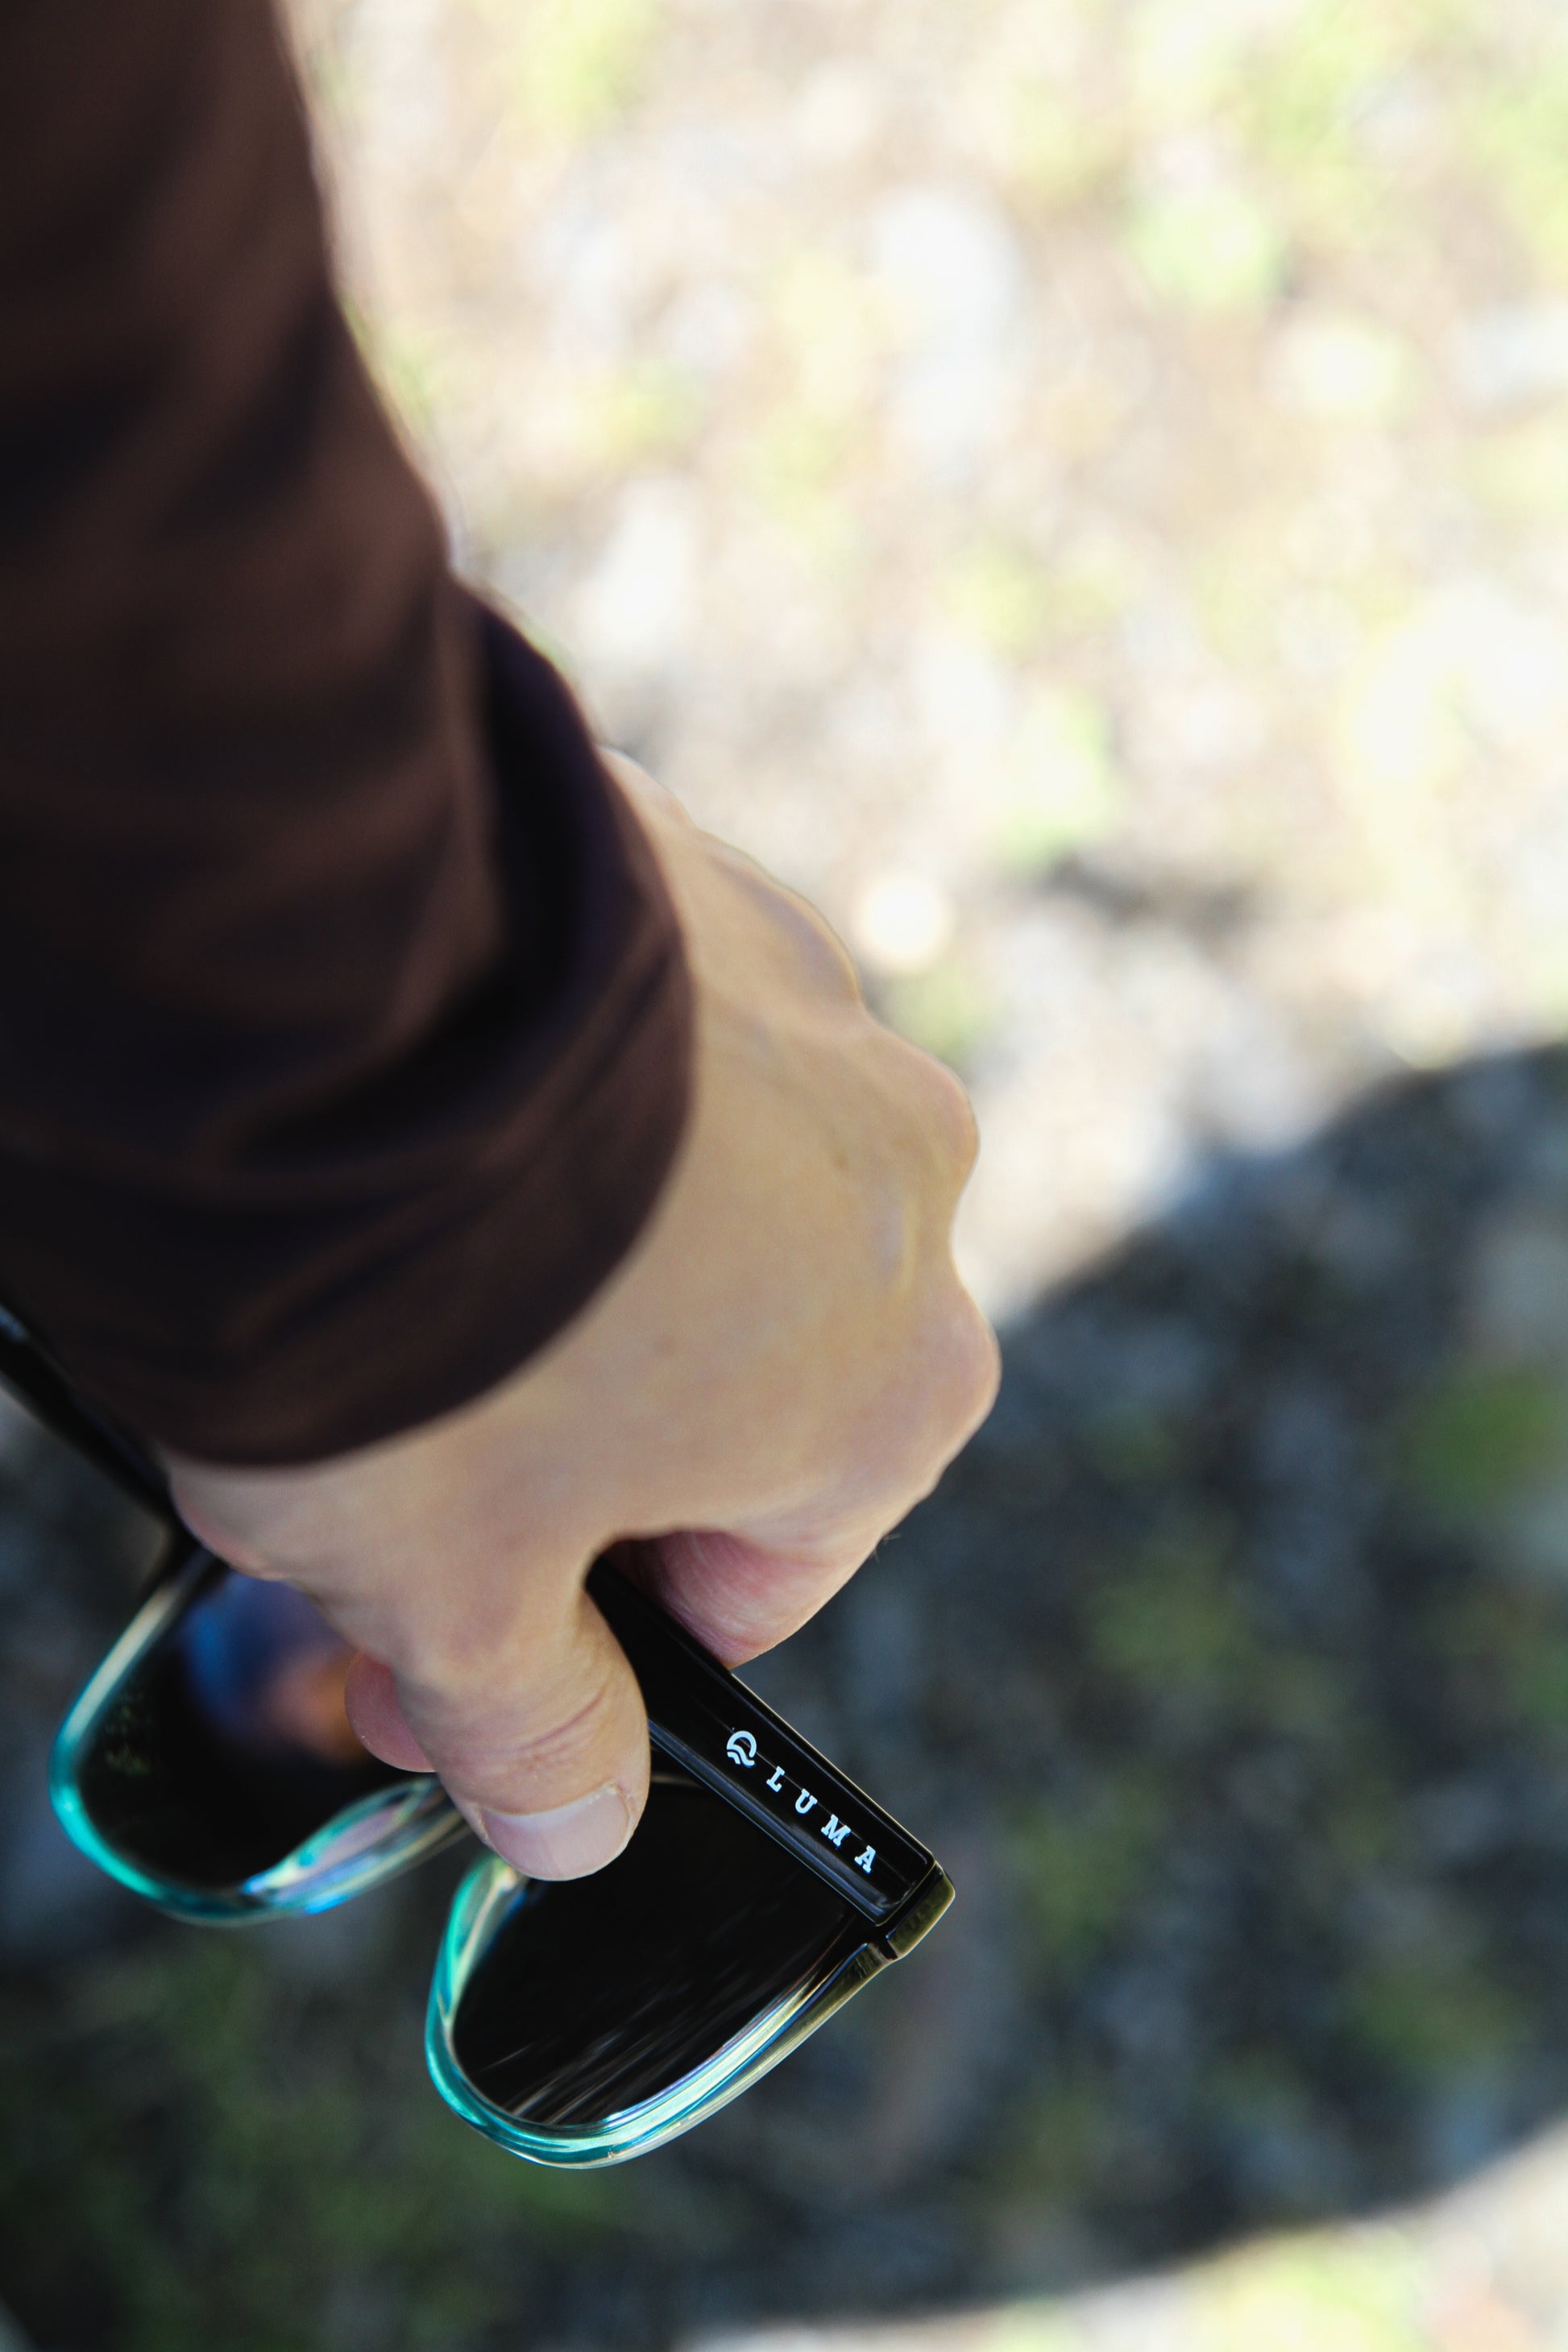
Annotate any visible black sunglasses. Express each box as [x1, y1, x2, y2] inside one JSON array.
[[6, 1309, 953, 2163]]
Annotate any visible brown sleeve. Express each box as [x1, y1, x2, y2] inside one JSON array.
[[0, 0, 691, 1463]]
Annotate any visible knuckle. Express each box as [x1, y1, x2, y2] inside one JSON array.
[[925, 1291, 1001, 1437], [781, 901, 864, 1002], [927, 1062, 981, 1183], [955, 1301, 1002, 1427], [723, 856, 864, 1002], [876, 1029, 981, 1184], [498, 1677, 622, 1782], [845, 1294, 1000, 1520]]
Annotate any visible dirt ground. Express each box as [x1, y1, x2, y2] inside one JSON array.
[[300, 0, 1568, 1317], [11, 2, 1568, 2346]]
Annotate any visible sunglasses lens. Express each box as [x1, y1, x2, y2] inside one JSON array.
[[445, 1766, 868, 2132], [60, 1553, 460, 1906]]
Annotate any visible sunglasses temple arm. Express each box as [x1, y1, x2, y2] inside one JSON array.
[[0, 1298, 171, 1516], [588, 1548, 944, 1937]]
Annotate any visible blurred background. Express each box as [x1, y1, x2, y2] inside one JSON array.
[[10, 0, 1568, 2342]]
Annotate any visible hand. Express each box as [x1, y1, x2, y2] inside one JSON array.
[[167, 757, 998, 1879]]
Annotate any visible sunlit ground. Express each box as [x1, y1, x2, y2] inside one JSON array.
[[301, 0, 1568, 1318], [695, 2115, 1568, 2352], [10, 1, 1568, 2345]]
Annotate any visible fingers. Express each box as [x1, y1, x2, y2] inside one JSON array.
[[156, 755, 1000, 1892], [380, 1581, 652, 1879], [635, 1288, 995, 1670], [627, 1529, 869, 1666], [166, 1441, 657, 1881], [342, 1653, 433, 1769], [635, 1245, 997, 1670]]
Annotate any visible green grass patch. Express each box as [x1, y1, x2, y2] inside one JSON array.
[[1392, 1365, 1568, 1517], [0, 1933, 637, 2352], [1010, 1769, 1171, 1976], [1083, 1520, 1259, 1706], [507, 0, 663, 141], [880, 956, 997, 1075], [1344, 1948, 1524, 2080]]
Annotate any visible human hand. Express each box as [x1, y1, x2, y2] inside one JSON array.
[[166, 757, 998, 1880]]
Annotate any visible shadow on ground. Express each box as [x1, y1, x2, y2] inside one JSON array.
[[10, 1047, 1568, 2350]]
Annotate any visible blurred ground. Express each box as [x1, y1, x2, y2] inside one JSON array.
[[10, 0, 1568, 2346], [19, 1053, 1568, 2350]]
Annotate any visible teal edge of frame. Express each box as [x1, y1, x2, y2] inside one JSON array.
[[48, 1548, 469, 1924], [425, 1851, 888, 2167]]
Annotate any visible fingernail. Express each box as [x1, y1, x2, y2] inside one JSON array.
[[479, 1783, 633, 1880]]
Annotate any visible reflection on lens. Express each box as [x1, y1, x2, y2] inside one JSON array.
[[184, 1574, 363, 1765], [77, 1563, 405, 1889], [450, 1767, 867, 2128]]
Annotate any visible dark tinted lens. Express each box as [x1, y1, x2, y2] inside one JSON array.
[[450, 1768, 868, 2128], [79, 1566, 404, 1887]]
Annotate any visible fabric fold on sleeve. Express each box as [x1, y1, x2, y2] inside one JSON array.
[[5, 604, 692, 1465]]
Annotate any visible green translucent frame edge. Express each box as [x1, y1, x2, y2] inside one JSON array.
[[425, 1852, 890, 2167], [49, 1546, 468, 1923]]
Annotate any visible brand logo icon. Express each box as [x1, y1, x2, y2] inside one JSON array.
[[722, 1728, 877, 1877]]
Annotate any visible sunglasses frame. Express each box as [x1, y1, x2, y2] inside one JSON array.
[[49, 1537, 468, 1923], [429, 1851, 889, 2166], [10, 1303, 956, 2163], [424, 1636, 956, 2166]]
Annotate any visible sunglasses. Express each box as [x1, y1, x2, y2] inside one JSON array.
[[5, 1309, 953, 2166]]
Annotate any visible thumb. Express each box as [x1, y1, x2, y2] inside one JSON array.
[[347, 1584, 651, 1881]]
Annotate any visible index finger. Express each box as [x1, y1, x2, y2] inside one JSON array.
[[613, 1526, 877, 1667]]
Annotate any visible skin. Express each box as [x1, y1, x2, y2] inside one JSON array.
[[168, 759, 999, 1881]]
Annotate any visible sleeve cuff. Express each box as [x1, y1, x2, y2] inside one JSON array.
[[22, 604, 693, 1463]]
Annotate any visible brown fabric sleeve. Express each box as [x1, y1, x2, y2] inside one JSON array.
[[0, 0, 692, 1462]]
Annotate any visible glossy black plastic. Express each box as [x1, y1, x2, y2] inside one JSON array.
[[451, 1762, 866, 2126]]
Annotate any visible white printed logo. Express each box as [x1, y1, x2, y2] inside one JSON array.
[[722, 1727, 879, 1882]]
